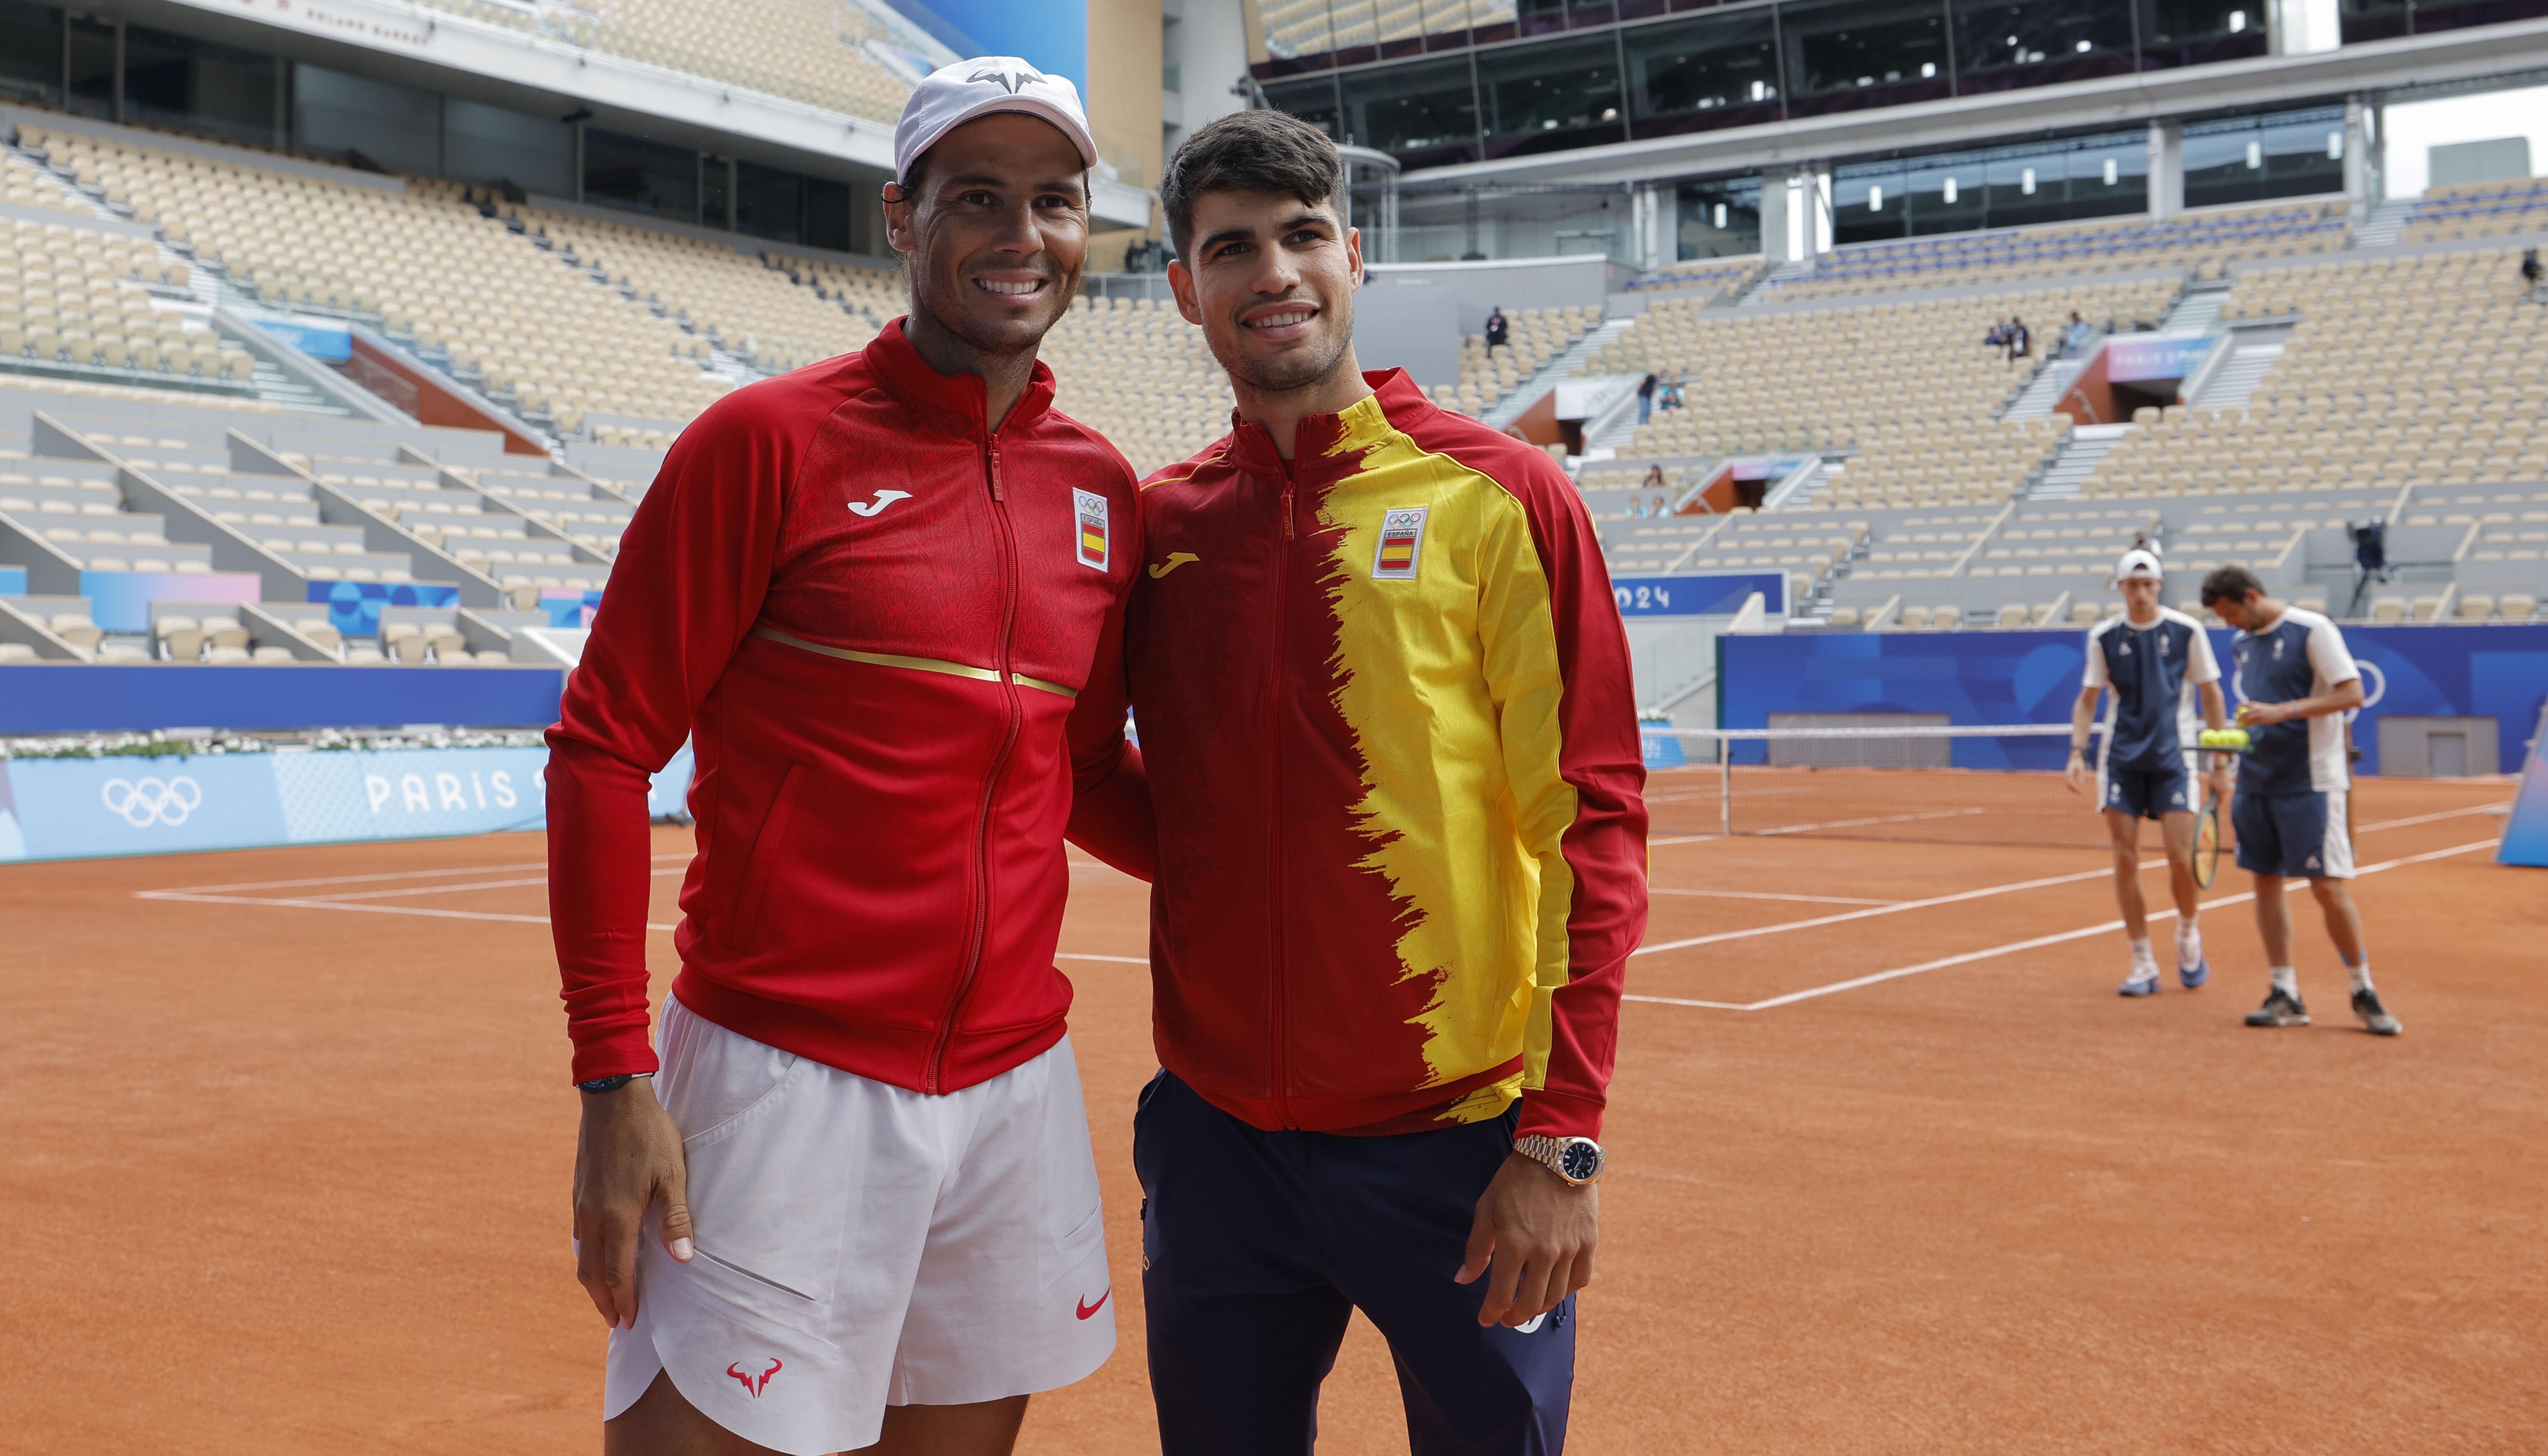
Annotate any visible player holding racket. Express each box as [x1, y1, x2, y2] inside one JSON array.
[[2065, 549, 2231, 996]]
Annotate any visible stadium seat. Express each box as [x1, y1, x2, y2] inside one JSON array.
[[2457, 594, 2497, 621]]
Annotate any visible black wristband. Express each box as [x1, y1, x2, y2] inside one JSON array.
[[577, 1073, 646, 1094]]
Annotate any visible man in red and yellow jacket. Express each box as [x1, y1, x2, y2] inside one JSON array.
[[1071, 111, 1647, 1456]]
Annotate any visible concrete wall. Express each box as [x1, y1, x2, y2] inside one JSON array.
[[1351, 274, 1460, 387], [1363, 254, 1611, 336]]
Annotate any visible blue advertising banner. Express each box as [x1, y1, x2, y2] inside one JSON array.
[[1720, 623, 2548, 775], [0, 741, 698, 863], [0, 664, 566, 734], [1612, 573, 1786, 618], [2104, 332, 2217, 384], [306, 579, 464, 638], [250, 315, 353, 361], [0, 566, 26, 596], [81, 569, 261, 632], [2499, 723, 2548, 867]]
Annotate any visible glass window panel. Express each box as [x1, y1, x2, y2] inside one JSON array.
[[1950, 0, 2135, 94], [1260, 0, 1336, 61], [445, 98, 574, 197], [2067, 132, 2148, 216], [736, 161, 807, 243], [293, 64, 439, 176], [2400, 0, 2547, 33], [1782, 0, 1953, 117], [1476, 34, 1625, 157], [2181, 107, 2339, 208], [1676, 175, 1763, 258], [2139, 0, 2271, 69], [1341, 56, 1480, 166], [0, 0, 64, 108], [1832, 160, 1912, 245], [123, 26, 278, 149], [1467, 0, 1522, 41], [2337, 0, 2411, 43], [1516, 0, 1571, 36], [1624, 9, 1784, 137], [1263, 75, 1345, 139], [585, 128, 700, 224], [66, 14, 112, 121], [1906, 153, 1988, 233]]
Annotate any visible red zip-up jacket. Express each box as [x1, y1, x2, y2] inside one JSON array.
[[548, 319, 1140, 1092], [1072, 372, 1645, 1140]]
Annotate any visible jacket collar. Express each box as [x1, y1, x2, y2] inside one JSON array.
[[866, 315, 1057, 434], [1224, 368, 1431, 481]]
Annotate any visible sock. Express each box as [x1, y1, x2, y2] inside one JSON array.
[[2270, 966, 2299, 999], [2177, 918, 2202, 963], [2129, 936, 2155, 969], [2345, 957, 2374, 994]]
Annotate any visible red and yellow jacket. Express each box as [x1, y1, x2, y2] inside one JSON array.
[[548, 319, 1139, 1092], [1073, 370, 1646, 1140]]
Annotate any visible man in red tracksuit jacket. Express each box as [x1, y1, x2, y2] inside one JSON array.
[[1070, 111, 1648, 1455], [547, 61, 1137, 1456]]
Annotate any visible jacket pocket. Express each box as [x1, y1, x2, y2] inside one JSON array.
[[726, 762, 804, 955]]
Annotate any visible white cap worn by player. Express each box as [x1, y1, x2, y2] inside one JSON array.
[[2115, 547, 2164, 582], [894, 57, 1098, 184]]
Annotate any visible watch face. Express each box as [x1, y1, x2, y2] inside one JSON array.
[[1558, 1139, 1603, 1182]]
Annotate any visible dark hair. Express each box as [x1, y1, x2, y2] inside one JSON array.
[[1159, 109, 1342, 260], [2200, 564, 2266, 607]]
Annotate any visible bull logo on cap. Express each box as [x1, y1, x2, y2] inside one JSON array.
[[969, 62, 1047, 94]]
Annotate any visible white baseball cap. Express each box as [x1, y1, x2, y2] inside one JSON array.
[[894, 57, 1097, 185], [2115, 548, 2165, 582]]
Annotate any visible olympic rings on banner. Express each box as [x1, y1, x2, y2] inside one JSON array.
[[100, 775, 203, 827]]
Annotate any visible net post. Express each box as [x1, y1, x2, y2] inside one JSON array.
[[1720, 745, 1733, 838]]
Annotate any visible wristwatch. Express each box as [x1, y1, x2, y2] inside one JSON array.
[[1513, 1134, 1605, 1186], [578, 1073, 649, 1094]]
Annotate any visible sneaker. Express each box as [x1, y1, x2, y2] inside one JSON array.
[[2177, 951, 2210, 990], [2352, 988, 2402, 1037], [2119, 968, 2160, 998], [2244, 988, 2310, 1027]]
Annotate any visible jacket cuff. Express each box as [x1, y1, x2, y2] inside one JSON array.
[[1514, 1087, 1605, 1141], [569, 1037, 662, 1087]]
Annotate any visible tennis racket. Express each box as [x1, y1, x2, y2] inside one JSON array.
[[2193, 787, 2222, 890]]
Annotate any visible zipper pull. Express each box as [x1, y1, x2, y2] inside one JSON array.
[[988, 445, 1005, 501], [1280, 485, 1294, 540]]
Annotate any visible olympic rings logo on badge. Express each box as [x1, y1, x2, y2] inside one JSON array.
[[100, 775, 203, 827]]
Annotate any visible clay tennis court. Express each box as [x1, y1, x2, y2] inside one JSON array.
[[4, 771, 2541, 1453]]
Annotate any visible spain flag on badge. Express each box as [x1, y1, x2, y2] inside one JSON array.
[[1073, 488, 1109, 571], [1372, 506, 1428, 580]]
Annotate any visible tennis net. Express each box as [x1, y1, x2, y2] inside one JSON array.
[[1645, 723, 2184, 849]]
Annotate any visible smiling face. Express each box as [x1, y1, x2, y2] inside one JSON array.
[[1167, 188, 1361, 396], [884, 112, 1088, 361]]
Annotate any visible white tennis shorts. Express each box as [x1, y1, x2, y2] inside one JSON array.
[[602, 995, 1116, 1455]]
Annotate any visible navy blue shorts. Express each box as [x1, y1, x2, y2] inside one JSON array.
[[2101, 759, 2195, 820], [2233, 787, 2354, 878], [1133, 1071, 1576, 1456]]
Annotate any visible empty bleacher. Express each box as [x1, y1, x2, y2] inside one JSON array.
[[408, 0, 914, 124], [3, 215, 247, 392], [20, 124, 732, 436], [2395, 177, 2548, 246], [1593, 277, 2171, 506], [1765, 201, 2348, 302], [1039, 294, 1236, 478], [1426, 306, 1600, 419]]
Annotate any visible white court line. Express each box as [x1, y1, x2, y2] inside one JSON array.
[[1624, 837, 2501, 1013], [308, 867, 687, 901], [157, 851, 690, 896], [1057, 953, 1147, 965], [1649, 888, 1901, 906]]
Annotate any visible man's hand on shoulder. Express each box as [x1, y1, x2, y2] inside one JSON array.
[[1456, 1150, 1598, 1329], [572, 1076, 694, 1331]]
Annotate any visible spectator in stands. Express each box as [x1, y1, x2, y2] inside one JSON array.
[[1641, 463, 1667, 494], [1484, 306, 1510, 356], [553, 60, 1130, 1456], [1652, 493, 1669, 516], [2523, 246, 2543, 301], [1984, 317, 2010, 353], [2063, 311, 2095, 358], [2007, 316, 2032, 364], [1659, 372, 1685, 410], [1637, 370, 1659, 424]]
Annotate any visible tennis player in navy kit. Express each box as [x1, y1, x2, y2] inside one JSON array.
[[2066, 549, 2230, 995], [2198, 565, 2403, 1036]]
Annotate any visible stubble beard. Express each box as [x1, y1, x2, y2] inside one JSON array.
[[1220, 313, 1355, 398]]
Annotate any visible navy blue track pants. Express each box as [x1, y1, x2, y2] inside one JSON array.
[[1133, 1070, 1576, 1456]]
